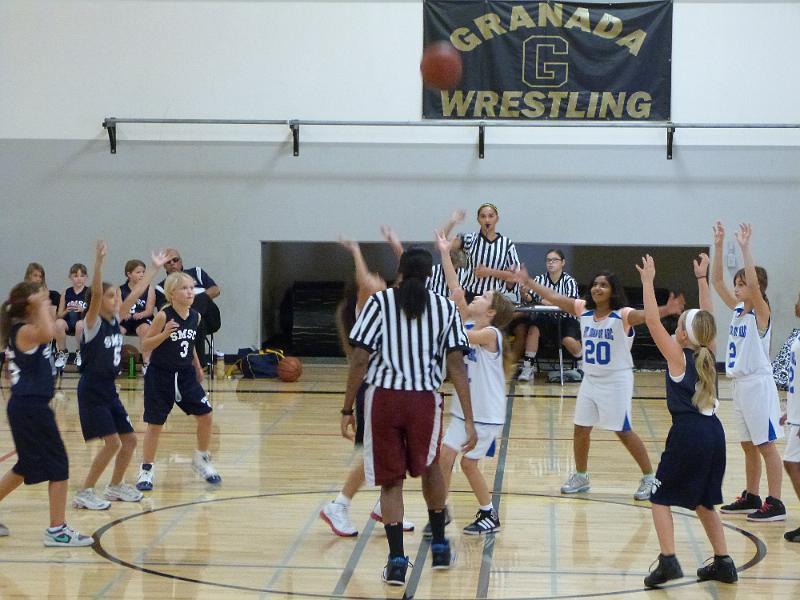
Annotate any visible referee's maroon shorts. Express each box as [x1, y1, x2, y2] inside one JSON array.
[[362, 385, 443, 486]]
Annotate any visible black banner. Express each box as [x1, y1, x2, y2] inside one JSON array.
[[423, 1, 672, 120]]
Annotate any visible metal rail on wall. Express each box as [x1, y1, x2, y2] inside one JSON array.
[[102, 117, 800, 160]]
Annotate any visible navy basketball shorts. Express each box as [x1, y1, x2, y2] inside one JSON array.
[[77, 378, 135, 441], [63, 311, 82, 335], [7, 395, 69, 484], [143, 363, 212, 425], [120, 317, 152, 335]]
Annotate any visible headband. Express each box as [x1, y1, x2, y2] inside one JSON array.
[[684, 309, 700, 346], [477, 203, 499, 217]]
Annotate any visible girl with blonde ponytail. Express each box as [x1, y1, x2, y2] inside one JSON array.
[[636, 253, 737, 588]]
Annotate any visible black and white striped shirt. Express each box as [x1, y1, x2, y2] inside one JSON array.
[[460, 232, 520, 297], [349, 288, 470, 391], [426, 265, 469, 298], [530, 272, 580, 320]]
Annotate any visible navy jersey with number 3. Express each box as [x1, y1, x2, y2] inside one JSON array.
[[5, 324, 55, 399], [150, 306, 200, 370]]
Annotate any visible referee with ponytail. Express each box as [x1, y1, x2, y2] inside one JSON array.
[[343, 247, 477, 587]]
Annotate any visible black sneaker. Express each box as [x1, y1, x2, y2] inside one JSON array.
[[463, 509, 500, 535], [644, 553, 683, 588], [422, 506, 452, 539], [720, 490, 761, 514], [746, 496, 787, 522], [697, 555, 738, 584], [431, 539, 455, 570], [382, 555, 410, 586], [784, 526, 800, 542]]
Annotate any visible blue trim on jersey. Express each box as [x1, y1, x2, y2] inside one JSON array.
[[609, 312, 622, 320], [768, 420, 777, 442], [582, 310, 594, 317], [622, 413, 632, 432]]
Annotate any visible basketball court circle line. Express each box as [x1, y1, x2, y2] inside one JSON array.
[[91, 490, 766, 600]]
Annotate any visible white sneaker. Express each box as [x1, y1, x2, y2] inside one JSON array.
[[136, 466, 154, 491], [320, 501, 358, 537], [104, 482, 144, 502], [634, 475, 656, 501], [43, 524, 94, 547], [0, 522, 9, 537], [72, 488, 111, 510], [561, 472, 591, 494], [518, 362, 535, 382], [370, 502, 415, 532], [74, 351, 82, 367], [54, 351, 68, 369], [192, 451, 222, 484]]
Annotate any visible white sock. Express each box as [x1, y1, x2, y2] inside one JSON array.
[[335, 492, 351, 506], [480, 503, 493, 512], [524, 352, 536, 362]]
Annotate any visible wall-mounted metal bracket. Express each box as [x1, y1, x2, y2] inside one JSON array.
[[667, 125, 675, 160], [290, 121, 300, 156], [103, 118, 117, 154], [478, 124, 485, 159]]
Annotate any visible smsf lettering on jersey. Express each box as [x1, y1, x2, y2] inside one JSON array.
[[169, 329, 197, 342]]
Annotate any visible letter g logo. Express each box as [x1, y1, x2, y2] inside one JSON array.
[[523, 35, 569, 88]]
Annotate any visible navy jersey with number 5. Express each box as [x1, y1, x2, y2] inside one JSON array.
[[80, 315, 123, 379], [5, 323, 56, 399], [150, 306, 200, 370]]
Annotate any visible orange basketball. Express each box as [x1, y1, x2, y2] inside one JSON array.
[[277, 356, 303, 382], [420, 41, 463, 90]]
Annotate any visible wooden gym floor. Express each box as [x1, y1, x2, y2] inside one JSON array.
[[0, 365, 798, 599]]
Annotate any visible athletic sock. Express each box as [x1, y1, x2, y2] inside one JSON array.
[[335, 492, 351, 506], [480, 503, 493, 512], [428, 509, 447, 544], [385, 523, 404, 558]]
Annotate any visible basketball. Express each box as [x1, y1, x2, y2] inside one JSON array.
[[277, 356, 303, 382], [120, 344, 141, 364], [420, 41, 463, 90]]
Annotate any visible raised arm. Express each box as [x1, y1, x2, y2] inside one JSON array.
[[735, 223, 770, 330], [441, 209, 465, 239], [636, 255, 685, 373], [84, 240, 107, 330], [380, 225, 404, 263], [512, 267, 578, 315], [120, 250, 169, 317], [339, 236, 385, 312], [694, 252, 712, 312], [435, 230, 469, 318], [711, 221, 737, 309], [627, 291, 685, 327]]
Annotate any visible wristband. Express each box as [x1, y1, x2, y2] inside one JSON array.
[[340, 408, 354, 416]]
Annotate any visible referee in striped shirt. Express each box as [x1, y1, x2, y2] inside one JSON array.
[[456, 203, 521, 302], [343, 247, 477, 586]]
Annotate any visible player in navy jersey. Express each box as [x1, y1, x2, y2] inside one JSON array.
[[712, 222, 785, 521], [120, 258, 156, 370], [638, 253, 737, 587], [54, 263, 88, 368], [0, 282, 93, 546], [136, 271, 222, 491], [71, 241, 169, 511]]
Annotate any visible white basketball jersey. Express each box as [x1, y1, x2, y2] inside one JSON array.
[[576, 300, 634, 377], [726, 303, 771, 378], [451, 326, 506, 425], [787, 338, 800, 425]]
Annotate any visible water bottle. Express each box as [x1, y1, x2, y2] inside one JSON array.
[[214, 351, 226, 378], [128, 355, 136, 379]]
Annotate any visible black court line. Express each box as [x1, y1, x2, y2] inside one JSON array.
[[476, 378, 517, 598], [92, 490, 766, 600]]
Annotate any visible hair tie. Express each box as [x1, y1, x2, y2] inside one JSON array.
[[684, 308, 700, 346]]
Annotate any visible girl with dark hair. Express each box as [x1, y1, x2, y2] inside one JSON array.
[[344, 247, 475, 587], [638, 253, 737, 587], [0, 282, 93, 546], [513, 266, 684, 500], [711, 222, 785, 521]]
